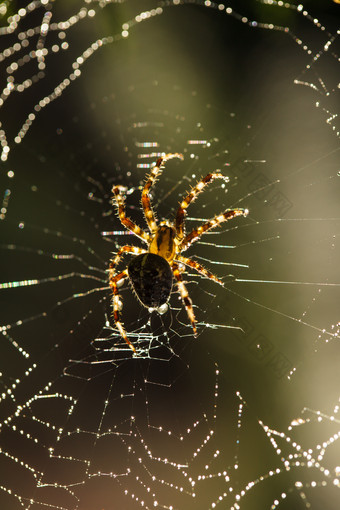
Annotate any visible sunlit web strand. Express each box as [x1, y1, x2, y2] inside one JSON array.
[[101, 230, 135, 237], [0, 243, 107, 275], [236, 279, 340, 287], [0, 271, 106, 290], [0, 285, 109, 334], [300, 407, 340, 427], [230, 148, 340, 209], [0, 328, 30, 359], [201, 322, 243, 332], [224, 285, 337, 338], [191, 255, 248, 269], [12, 221, 108, 266]]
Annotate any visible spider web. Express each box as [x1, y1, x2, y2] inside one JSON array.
[[0, 1, 339, 509]]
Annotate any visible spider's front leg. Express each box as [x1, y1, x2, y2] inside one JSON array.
[[141, 153, 183, 233], [112, 185, 150, 244], [175, 170, 229, 242], [181, 208, 249, 252], [172, 262, 197, 337], [109, 269, 136, 353]]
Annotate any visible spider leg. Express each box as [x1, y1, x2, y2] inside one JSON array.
[[172, 261, 197, 337], [109, 269, 136, 353], [180, 208, 249, 252], [109, 245, 146, 273], [141, 153, 184, 233], [175, 171, 229, 242], [176, 255, 224, 286], [112, 185, 150, 244]]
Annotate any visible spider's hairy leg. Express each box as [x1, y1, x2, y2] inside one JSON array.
[[109, 245, 146, 273], [141, 153, 184, 233], [112, 185, 150, 244], [181, 208, 249, 252], [109, 269, 136, 353], [176, 255, 224, 286], [175, 171, 229, 242], [172, 262, 197, 337]]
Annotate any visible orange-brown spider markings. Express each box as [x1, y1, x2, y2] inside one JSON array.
[[109, 153, 248, 352]]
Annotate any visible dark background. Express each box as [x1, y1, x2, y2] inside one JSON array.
[[0, 1, 339, 509]]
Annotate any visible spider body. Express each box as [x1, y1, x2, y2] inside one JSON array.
[[128, 253, 173, 309], [149, 224, 177, 261], [109, 153, 248, 353]]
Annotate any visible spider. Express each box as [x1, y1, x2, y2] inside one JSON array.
[[109, 153, 248, 352]]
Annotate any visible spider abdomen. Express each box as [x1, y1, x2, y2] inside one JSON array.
[[128, 253, 173, 309]]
